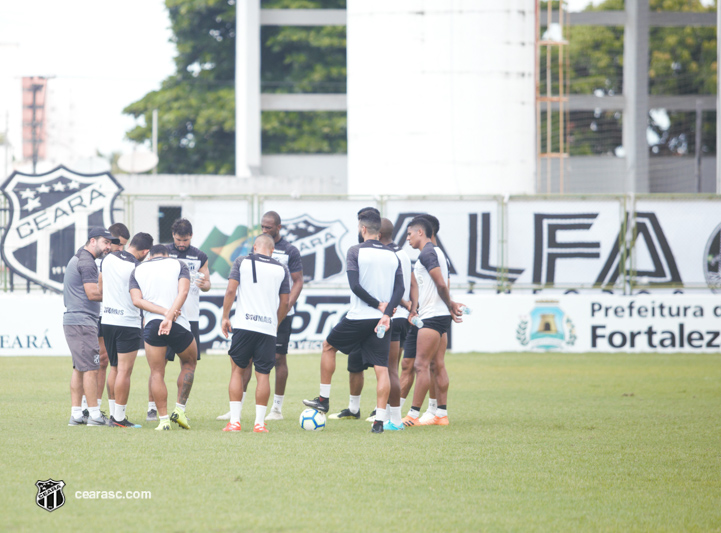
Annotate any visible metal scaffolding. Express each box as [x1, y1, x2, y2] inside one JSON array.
[[536, 0, 569, 193]]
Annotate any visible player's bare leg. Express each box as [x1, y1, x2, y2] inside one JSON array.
[[106, 365, 117, 421], [371, 365, 390, 433], [146, 344, 168, 422], [404, 329, 442, 426], [266, 352, 289, 419], [254, 369, 271, 432], [385, 339, 404, 429], [222, 358, 245, 431], [302, 340, 336, 412], [98, 337, 108, 407], [175, 340, 197, 406], [113, 349, 139, 426], [400, 357, 415, 402]]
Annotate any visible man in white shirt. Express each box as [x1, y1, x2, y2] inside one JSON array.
[[130, 245, 197, 431], [220, 234, 290, 433], [99, 232, 153, 428], [402, 216, 465, 427]]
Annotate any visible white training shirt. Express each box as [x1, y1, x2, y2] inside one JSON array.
[[392, 244, 412, 320], [166, 244, 209, 322], [100, 251, 141, 328], [415, 242, 451, 320], [346, 240, 402, 321], [129, 257, 191, 331], [228, 253, 290, 337]]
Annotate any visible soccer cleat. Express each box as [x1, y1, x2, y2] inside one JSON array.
[[155, 420, 171, 431], [371, 421, 384, 433], [365, 408, 377, 422], [68, 415, 86, 426], [170, 407, 190, 429], [146, 408, 158, 421], [222, 421, 242, 432], [401, 414, 422, 427], [302, 396, 329, 413], [253, 424, 269, 433], [419, 410, 437, 424], [329, 408, 360, 420], [110, 416, 129, 428], [87, 413, 110, 426], [216, 411, 231, 421], [82, 409, 89, 420], [265, 409, 283, 421], [421, 415, 449, 426], [125, 418, 142, 428], [383, 420, 405, 431]]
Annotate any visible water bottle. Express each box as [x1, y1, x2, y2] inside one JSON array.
[[376, 325, 387, 338], [411, 316, 424, 328], [460, 305, 471, 315]]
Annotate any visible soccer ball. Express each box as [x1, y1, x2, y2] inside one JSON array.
[[299, 408, 326, 431]]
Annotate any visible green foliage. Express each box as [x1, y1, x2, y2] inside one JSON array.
[[124, 0, 348, 174], [565, 0, 717, 155]]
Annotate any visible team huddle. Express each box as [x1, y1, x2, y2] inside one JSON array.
[[62, 209, 465, 433]]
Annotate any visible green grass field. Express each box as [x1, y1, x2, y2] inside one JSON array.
[[2, 352, 720, 532]]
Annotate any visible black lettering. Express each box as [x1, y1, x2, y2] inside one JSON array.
[[679, 323, 685, 348], [645, 326, 657, 348], [705, 331, 720, 348], [54, 206, 69, 221], [687, 330, 703, 348], [591, 302, 601, 317], [27, 335, 38, 348], [16, 221, 33, 239], [33, 211, 50, 231], [638, 306, 648, 317], [89, 188, 106, 204], [608, 331, 627, 348], [659, 331, 676, 348], [68, 196, 86, 212], [693, 306, 703, 318], [629, 330, 641, 348], [714, 306, 721, 318], [591, 325, 605, 348]]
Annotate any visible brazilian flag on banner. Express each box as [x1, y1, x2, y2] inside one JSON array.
[[199, 225, 256, 278]]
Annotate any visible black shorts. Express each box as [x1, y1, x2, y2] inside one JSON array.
[[422, 315, 452, 336], [166, 321, 200, 361], [326, 317, 391, 369], [275, 315, 292, 356], [97, 317, 103, 338], [101, 324, 142, 366], [144, 320, 195, 355], [391, 317, 409, 344], [347, 348, 365, 373], [403, 325, 418, 359], [228, 329, 276, 374]]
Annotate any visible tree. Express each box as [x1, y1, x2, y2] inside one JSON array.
[[563, 0, 716, 156], [124, 0, 347, 175]]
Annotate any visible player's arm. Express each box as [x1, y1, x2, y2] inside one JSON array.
[[81, 261, 102, 301], [407, 273, 419, 324], [130, 288, 169, 317], [347, 270, 383, 310], [277, 266, 291, 325], [428, 267, 464, 323], [288, 271, 303, 310], [158, 276, 190, 335], [197, 256, 211, 292], [221, 279, 239, 339], [385, 263, 405, 317]]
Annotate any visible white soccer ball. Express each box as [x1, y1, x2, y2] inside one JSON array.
[[299, 408, 326, 431]]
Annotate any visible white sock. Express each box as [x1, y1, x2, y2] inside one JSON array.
[[386, 403, 390, 412], [376, 408, 388, 423], [408, 407, 420, 418], [272, 394, 284, 411], [81, 395, 88, 409], [436, 408, 448, 417], [97, 399, 102, 408], [148, 401, 156, 411], [428, 398, 438, 413], [175, 403, 186, 412], [255, 405, 267, 426], [71, 406, 83, 420], [230, 401, 242, 424], [89, 406, 101, 419], [319, 383, 331, 399], [159, 414, 169, 421], [109, 400, 116, 417], [115, 404, 126, 421], [348, 395, 361, 414], [390, 406, 402, 425], [400, 397, 406, 408]]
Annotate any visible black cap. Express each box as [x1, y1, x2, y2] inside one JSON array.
[[88, 227, 113, 240]]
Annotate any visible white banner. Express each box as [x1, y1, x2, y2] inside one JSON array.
[[0, 294, 70, 355], [452, 293, 721, 353]]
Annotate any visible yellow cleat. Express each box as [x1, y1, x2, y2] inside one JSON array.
[[170, 408, 190, 429], [155, 420, 171, 431]]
